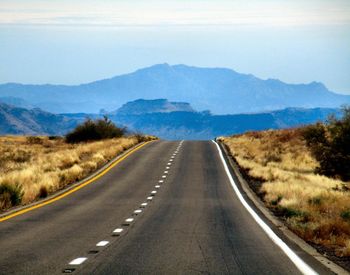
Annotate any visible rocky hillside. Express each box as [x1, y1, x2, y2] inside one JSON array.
[[0, 103, 77, 135]]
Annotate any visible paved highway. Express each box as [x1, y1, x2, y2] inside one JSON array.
[[0, 141, 332, 274]]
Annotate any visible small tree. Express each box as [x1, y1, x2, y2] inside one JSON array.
[[303, 106, 350, 181], [66, 116, 126, 143]]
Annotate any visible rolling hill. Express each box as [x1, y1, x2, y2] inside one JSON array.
[[0, 103, 77, 135]]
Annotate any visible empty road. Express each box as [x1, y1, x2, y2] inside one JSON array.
[[0, 141, 332, 274]]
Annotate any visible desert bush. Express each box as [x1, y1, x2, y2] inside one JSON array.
[[0, 182, 23, 210], [134, 133, 158, 143], [38, 186, 48, 198], [303, 107, 350, 181], [341, 210, 350, 221], [48, 136, 62, 140], [13, 149, 31, 163], [26, 136, 43, 144], [66, 116, 126, 143]]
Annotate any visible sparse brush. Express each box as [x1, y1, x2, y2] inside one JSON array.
[[26, 136, 43, 145], [0, 135, 142, 209], [0, 182, 23, 210]]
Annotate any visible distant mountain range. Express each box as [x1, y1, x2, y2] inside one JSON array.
[[0, 99, 341, 139], [0, 64, 349, 114], [76, 99, 342, 140]]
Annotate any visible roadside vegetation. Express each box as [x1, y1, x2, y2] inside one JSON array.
[[0, 118, 156, 211], [220, 108, 350, 257], [66, 116, 126, 143]]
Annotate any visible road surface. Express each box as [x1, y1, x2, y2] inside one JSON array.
[[0, 141, 332, 274]]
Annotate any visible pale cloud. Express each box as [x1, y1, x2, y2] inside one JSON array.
[[0, 0, 350, 27]]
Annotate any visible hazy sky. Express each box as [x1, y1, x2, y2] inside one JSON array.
[[1, 0, 350, 93]]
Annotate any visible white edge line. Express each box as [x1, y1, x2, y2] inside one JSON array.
[[212, 140, 318, 275]]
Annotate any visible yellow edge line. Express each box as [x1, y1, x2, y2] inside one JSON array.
[[0, 141, 151, 223]]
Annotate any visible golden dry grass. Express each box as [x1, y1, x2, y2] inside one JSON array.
[[221, 128, 350, 257], [0, 136, 141, 210]]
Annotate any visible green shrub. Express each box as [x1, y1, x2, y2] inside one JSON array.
[[341, 210, 350, 221], [303, 106, 350, 181], [278, 206, 305, 218], [271, 195, 283, 206], [38, 186, 48, 198], [65, 116, 126, 143], [0, 183, 23, 209]]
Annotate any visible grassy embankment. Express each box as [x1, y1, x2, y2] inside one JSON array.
[[221, 128, 350, 256], [0, 135, 152, 211]]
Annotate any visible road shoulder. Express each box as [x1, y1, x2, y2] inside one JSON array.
[[0, 141, 154, 222], [218, 140, 348, 275]]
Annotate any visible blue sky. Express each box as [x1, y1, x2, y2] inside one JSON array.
[[1, 0, 350, 93]]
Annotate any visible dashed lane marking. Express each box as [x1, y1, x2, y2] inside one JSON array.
[[96, 241, 109, 247], [69, 258, 87, 265], [113, 228, 123, 234]]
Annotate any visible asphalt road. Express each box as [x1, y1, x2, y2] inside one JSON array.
[[0, 141, 332, 274]]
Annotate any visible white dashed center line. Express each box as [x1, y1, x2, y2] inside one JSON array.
[[69, 257, 87, 265], [64, 142, 186, 269], [113, 228, 123, 234], [96, 241, 109, 247]]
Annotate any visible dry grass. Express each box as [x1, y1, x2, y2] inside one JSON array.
[[220, 128, 350, 257], [0, 136, 142, 210]]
